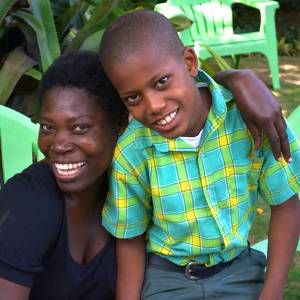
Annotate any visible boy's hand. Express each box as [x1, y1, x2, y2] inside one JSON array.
[[213, 69, 291, 162]]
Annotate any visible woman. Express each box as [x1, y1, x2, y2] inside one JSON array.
[[0, 51, 128, 300], [0, 50, 289, 300]]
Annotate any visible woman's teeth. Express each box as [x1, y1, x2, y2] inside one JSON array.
[[156, 110, 177, 126], [54, 162, 85, 176]]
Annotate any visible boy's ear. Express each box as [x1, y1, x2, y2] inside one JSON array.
[[183, 47, 198, 77]]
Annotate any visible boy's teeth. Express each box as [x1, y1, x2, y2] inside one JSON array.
[[157, 111, 177, 126]]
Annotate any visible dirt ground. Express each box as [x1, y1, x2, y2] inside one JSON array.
[[239, 55, 300, 116]]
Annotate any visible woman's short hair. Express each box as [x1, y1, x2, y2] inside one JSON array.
[[38, 50, 128, 127]]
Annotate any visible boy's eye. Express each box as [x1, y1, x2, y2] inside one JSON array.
[[73, 123, 90, 134], [156, 76, 169, 88], [124, 94, 141, 105], [40, 124, 54, 133]]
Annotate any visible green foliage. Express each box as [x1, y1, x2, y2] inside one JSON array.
[[278, 26, 300, 56], [0, 0, 122, 117], [0, 46, 35, 104]]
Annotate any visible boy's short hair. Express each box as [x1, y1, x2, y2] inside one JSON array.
[[99, 10, 184, 69]]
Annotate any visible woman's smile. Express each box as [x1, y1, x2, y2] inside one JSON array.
[[53, 161, 86, 180]]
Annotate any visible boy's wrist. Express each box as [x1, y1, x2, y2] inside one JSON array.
[[260, 273, 286, 300], [259, 284, 284, 300]]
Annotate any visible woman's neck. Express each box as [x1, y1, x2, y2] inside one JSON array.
[[63, 175, 108, 218]]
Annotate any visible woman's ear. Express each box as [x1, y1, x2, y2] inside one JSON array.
[[183, 47, 198, 77]]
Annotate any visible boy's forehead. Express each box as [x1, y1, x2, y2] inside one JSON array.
[[105, 50, 187, 95], [106, 46, 181, 74]]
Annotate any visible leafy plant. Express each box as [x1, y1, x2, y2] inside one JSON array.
[[0, 0, 122, 118], [278, 26, 300, 56]]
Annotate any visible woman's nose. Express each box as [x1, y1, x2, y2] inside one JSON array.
[[51, 131, 74, 153]]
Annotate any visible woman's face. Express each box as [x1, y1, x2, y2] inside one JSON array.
[[38, 87, 118, 194]]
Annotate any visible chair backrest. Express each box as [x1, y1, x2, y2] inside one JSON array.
[[0, 105, 44, 184], [157, 0, 235, 46]]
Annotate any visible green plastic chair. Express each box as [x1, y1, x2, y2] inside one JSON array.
[[155, 0, 280, 89], [253, 105, 300, 255], [0, 105, 44, 186]]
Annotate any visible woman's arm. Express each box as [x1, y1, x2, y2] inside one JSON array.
[[115, 235, 146, 300], [0, 278, 30, 300], [258, 195, 300, 300], [214, 69, 291, 162]]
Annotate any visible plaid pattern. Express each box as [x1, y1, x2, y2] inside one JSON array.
[[102, 70, 300, 266]]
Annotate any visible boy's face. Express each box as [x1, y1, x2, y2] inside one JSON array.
[[105, 47, 206, 138]]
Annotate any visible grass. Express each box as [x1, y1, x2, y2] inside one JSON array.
[[240, 55, 300, 300], [239, 55, 300, 117], [250, 199, 300, 300]]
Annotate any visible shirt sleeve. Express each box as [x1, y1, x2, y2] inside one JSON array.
[[102, 145, 152, 239], [259, 125, 300, 205], [0, 164, 63, 287]]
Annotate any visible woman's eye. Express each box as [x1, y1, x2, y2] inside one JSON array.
[[40, 124, 53, 133], [157, 76, 169, 88], [73, 123, 89, 133], [125, 94, 141, 105]]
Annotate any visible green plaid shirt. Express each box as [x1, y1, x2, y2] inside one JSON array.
[[102, 70, 300, 266]]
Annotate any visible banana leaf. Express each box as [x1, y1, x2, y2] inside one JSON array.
[[25, 67, 42, 80], [29, 0, 60, 64], [65, 0, 120, 52], [55, 0, 84, 37], [12, 10, 53, 71], [0, 47, 36, 104], [0, 0, 17, 24], [17, 22, 39, 60], [79, 28, 104, 51]]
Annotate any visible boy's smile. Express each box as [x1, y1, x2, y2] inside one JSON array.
[[105, 47, 211, 138]]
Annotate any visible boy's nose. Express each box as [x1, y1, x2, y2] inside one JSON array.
[[145, 93, 166, 114]]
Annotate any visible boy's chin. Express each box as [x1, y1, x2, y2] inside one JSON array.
[[156, 129, 180, 139]]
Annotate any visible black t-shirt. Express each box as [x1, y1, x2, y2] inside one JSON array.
[[0, 162, 116, 300]]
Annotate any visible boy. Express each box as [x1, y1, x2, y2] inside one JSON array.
[[101, 10, 300, 300]]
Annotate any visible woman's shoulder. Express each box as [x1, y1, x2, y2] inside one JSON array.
[[0, 161, 64, 238], [9, 161, 57, 188], [2, 161, 63, 209]]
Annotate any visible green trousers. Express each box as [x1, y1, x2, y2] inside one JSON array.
[[142, 248, 266, 300]]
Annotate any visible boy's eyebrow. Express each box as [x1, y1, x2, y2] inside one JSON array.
[[118, 71, 170, 96]]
